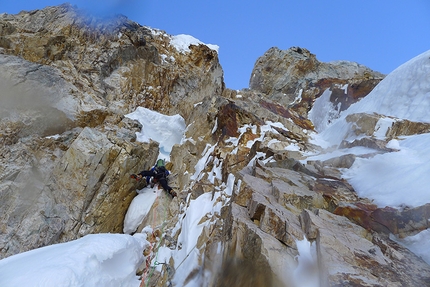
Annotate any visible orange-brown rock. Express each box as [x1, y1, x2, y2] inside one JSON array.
[[334, 203, 430, 237]]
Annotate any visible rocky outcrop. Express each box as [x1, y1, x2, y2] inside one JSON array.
[[50, 127, 159, 240], [217, 157, 430, 286], [0, 3, 223, 119], [0, 119, 159, 257], [249, 46, 384, 121], [301, 208, 430, 286], [344, 112, 430, 141], [195, 156, 430, 286]]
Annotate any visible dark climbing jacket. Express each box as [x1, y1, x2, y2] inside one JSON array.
[[134, 159, 175, 196], [144, 159, 169, 183], [153, 165, 169, 180]]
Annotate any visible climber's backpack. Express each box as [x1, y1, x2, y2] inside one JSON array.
[[154, 159, 167, 178]]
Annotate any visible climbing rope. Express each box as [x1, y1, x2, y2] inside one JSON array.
[[174, 225, 217, 273], [140, 188, 219, 286], [140, 189, 170, 287]]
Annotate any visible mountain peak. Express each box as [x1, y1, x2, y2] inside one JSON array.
[[1, 4, 430, 286]]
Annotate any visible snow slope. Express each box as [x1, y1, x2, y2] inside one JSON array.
[[308, 49, 430, 264], [0, 234, 148, 287]]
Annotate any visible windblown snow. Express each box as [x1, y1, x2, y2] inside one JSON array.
[[170, 34, 219, 53]]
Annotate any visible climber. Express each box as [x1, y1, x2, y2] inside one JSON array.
[[131, 159, 177, 197]]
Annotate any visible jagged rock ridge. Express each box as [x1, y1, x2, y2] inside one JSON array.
[[0, 4, 429, 287]]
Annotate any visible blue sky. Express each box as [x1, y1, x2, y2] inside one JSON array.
[[2, 1, 429, 90]]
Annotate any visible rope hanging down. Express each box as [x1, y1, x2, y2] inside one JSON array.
[[140, 188, 219, 286], [140, 191, 170, 287]]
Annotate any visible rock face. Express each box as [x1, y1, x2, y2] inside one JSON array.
[[249, 47, 384, 122], [0, 3, 222, 258], [1, 4, 430, 287], [0, 4, 222, 119]]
